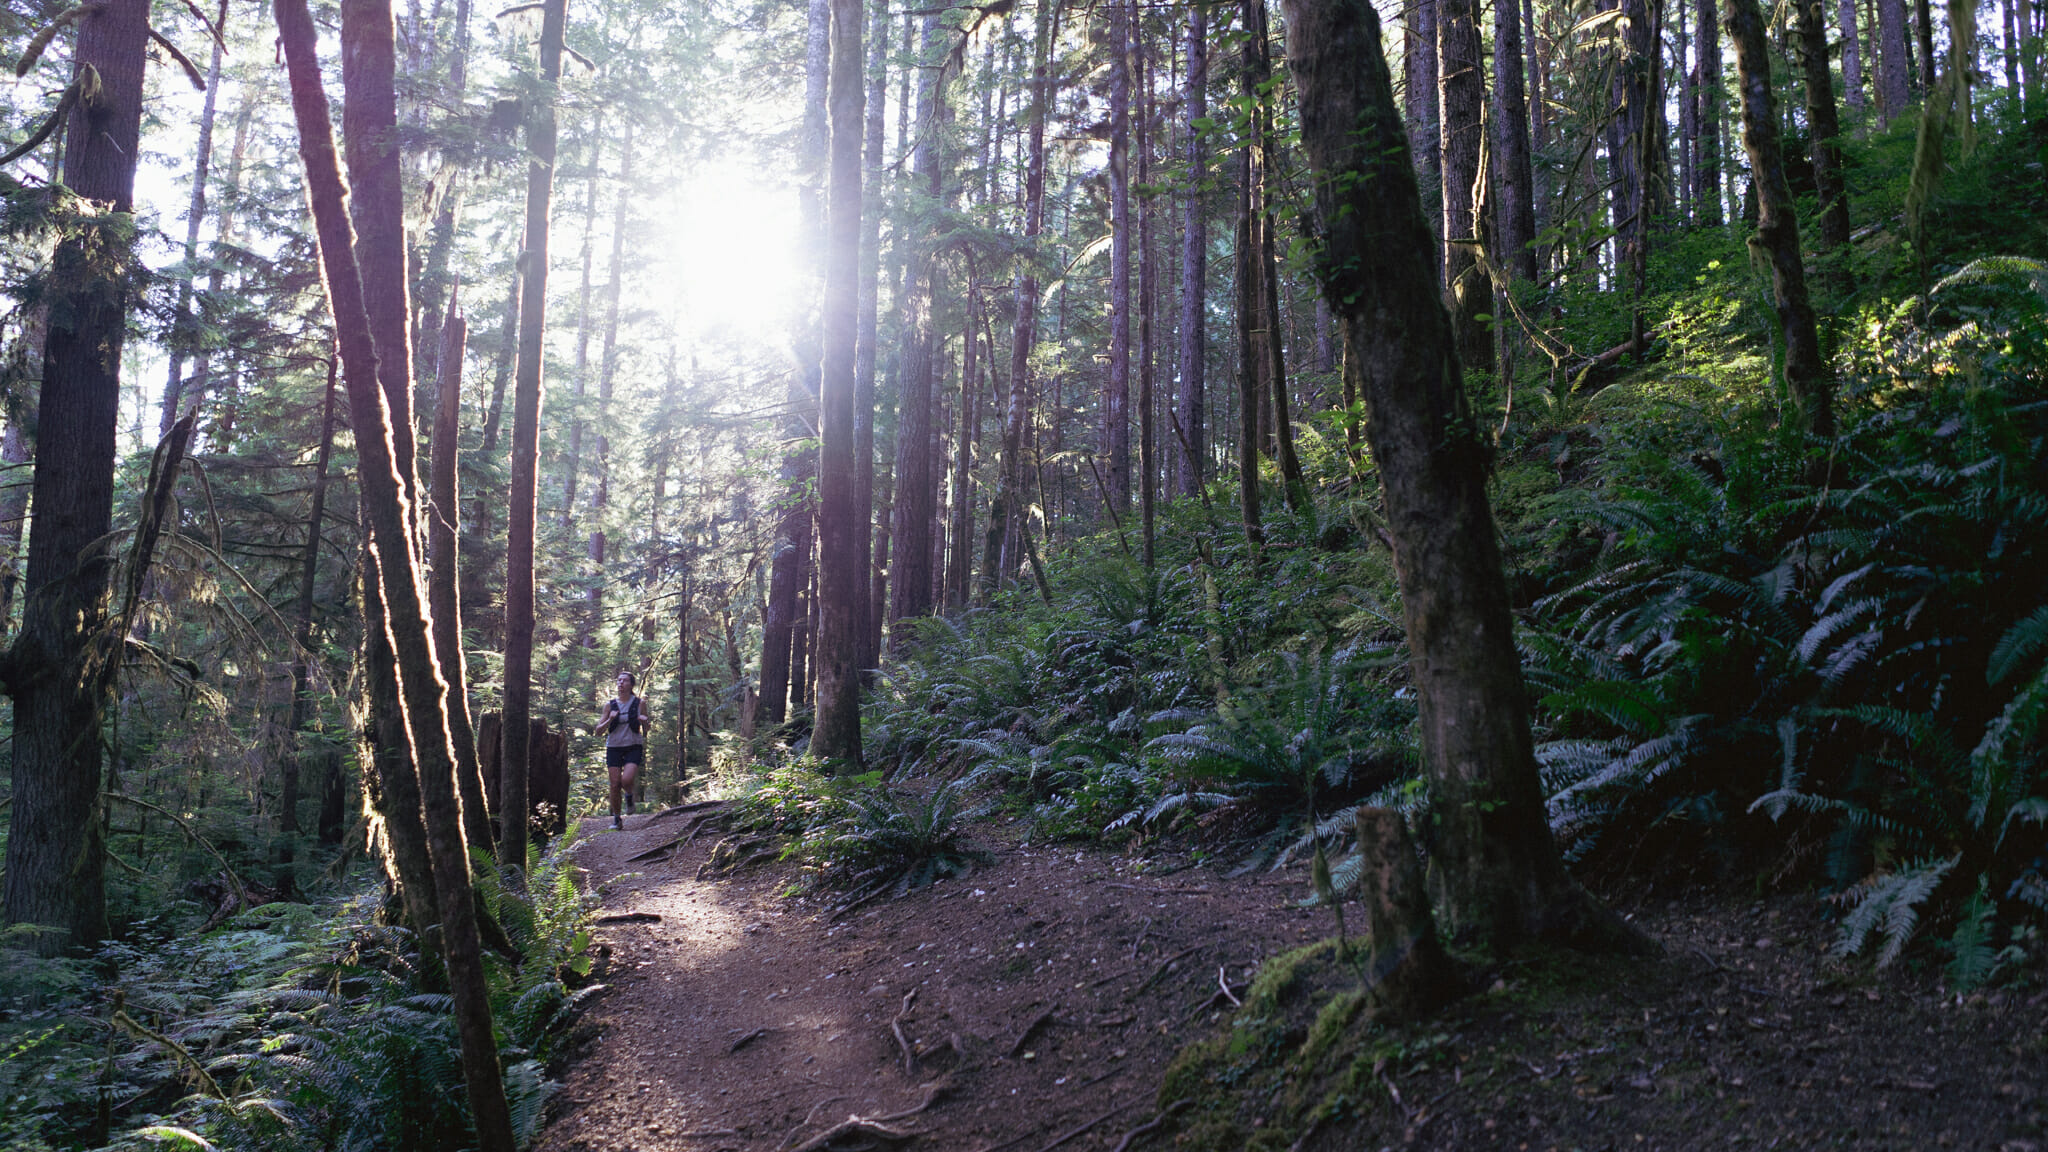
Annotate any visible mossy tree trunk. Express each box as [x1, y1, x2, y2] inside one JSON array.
[[1285, 0, 1655, 957]]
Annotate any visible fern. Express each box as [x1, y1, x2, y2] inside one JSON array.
[[1944, 880, 2004, 992], [1830, 855, 1958, 967]]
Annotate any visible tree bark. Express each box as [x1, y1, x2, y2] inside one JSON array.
[[560, 119, 605, 531], [502, 0, 566, 873], [160, 33, 225, 440], [1494, 0, 1539, 282], [1797, 0, 1853, 257], [430, 293, 490, 851], [1106, 1, 1134, 516], [1912, 0, 1936, 95], [1612, 0, 1659, 350], [276, 1, 518, 1144], [1245, 0, 1306, 511], [589, 120, 634, 626], [814, 0, 863, 761], [1406, 0, 1443, 238], [1174, 4, 1208, 501], [1136, 20, 1156, 568], [1842, 0, 1867, 112], [887, 13, 948, 639], [1, 0, 148, 956], [855, 0, 885, 669], [283, 355, 341, 844], [1726, 0, 1832, 437], [1285, 0, 1653, 955], [989, 0, 1055, 595], [1877, 0, 1910, 124], [341, 0, 422, 514], [1234, 148, 1265, 556], [1437, 0, 1492, 370], [946, 280, 978, 608], [1697, 0, 1724, 224]]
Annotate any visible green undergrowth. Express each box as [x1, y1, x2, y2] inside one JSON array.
[[0, 840, 600, 1151], [1154, 937, 1652, 1151]]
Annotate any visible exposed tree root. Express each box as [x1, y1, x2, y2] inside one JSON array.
[[1032, 1099, 1139, 1151], [1126, 945, 1202, 999], [891, 990, 920, 1077], [1006, 1003, 1058, 1057], [786, 1117, 917, 1152], [1111, 1099, 1192, 1152]]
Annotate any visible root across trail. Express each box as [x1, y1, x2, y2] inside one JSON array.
[[538, 813, 2047, 1152]]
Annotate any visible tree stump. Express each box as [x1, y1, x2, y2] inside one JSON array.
[[478, 711, 571, 846], [1353, 808, 1457, 1018]]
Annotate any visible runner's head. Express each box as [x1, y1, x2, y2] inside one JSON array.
[[616, 671, 635, 694]]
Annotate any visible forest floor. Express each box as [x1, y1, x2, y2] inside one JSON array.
[[535, 807, 2047, 1152]]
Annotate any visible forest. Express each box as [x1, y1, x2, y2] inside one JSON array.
[[0, 0, 2044, 1144]]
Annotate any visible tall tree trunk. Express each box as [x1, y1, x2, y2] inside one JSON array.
[[1681, 0, 1698, 221], [160, 34, 225, 440], [758, 455, 812, 725], [1438, 0, 1492, 370], [814, 0, 865, 761], [430, 293, 490, 851], [1726, 0, 1832, 437], [342, 0, 422, 514], [1106, 2, 1134, 516], [0, 395, 31, 628], [0, 0, 148, 957], [1285, 0, 1651, 956], [1137, 20, 1156, 568], [589, 120, 634, 629], [1878, 0, 1911, 124], [1174, 4, 1208, 501], [1407, 0, 1443, 237], [1842, 0, 1867, 112], [1696, 0, 1724, 224], [887, 13, 948, 639], [1234, 148, 1266, 556], [1494, 0, 1539, 282], [501, 0, 566, 873], [1248, 0, 1306, 512], [560, 120, 605, 530], [1912, 0, 1936, 93], [947, 281, 978, 608], [1612, 0, 1658, 352], [854, 0, 886, 670], [989, 0, 1055, 595], [282, 356, 341, 845], [1797, 0, 1854, 258], [764, 0, 832, 721], [277, 2, 518, 1145]]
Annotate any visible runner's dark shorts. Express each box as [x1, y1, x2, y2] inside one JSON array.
[[606, 744, 644, 769]]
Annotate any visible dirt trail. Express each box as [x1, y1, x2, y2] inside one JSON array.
[[538, 809, 2048, 1152], [536, 809, 1317, 1152]]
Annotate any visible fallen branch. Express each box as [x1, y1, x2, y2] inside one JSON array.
[[1126, 945, 1202, 999], [729, 1027, 771, 1053], [1033, 1099, 1139, 1152], [1111, 1099, 1192, 1152], [1006, 1003, 1058, 1058], [1103, 884, 1210, 895], [595, 912, 661, 925]]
